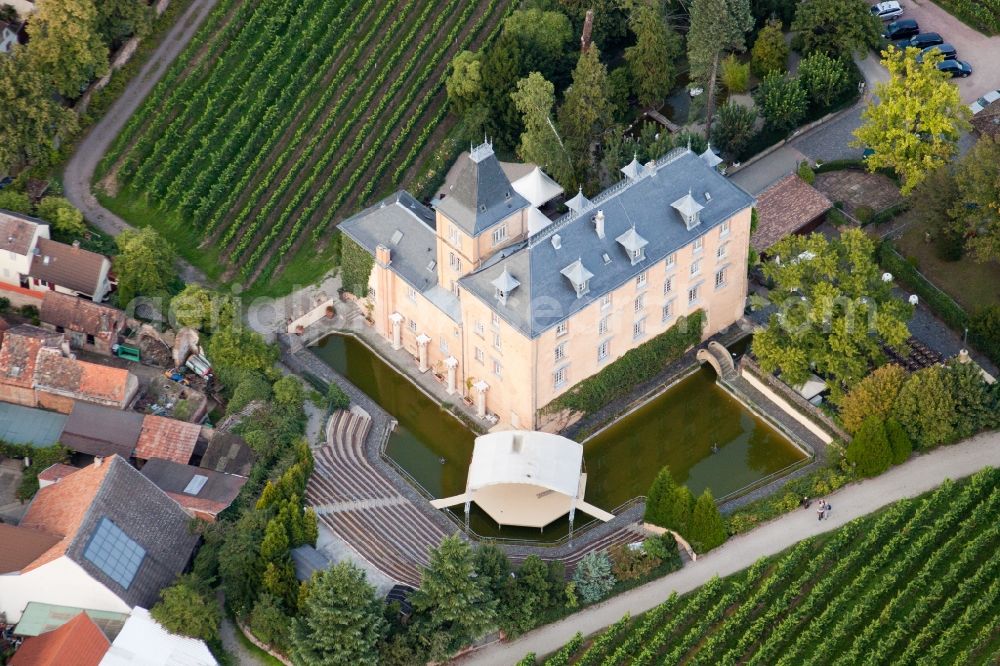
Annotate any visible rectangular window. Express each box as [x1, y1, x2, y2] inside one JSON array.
[[715, 268, 727, 289], [554, 343, 566, 362], [634, 294, 645, 313], [492, 225, 508, 246], [556, 322, 568, 337], [408, 320, 417, 332], [493, 332, 502, 351], [598, 316, 609, 336], [636, 271, 648, 288], [407, 287, 417, 302], [493, 360, 502, 377], [440, 339, 449, 355], [688, 285, 700, 304], [633, 319, 646, 339], [717, 243, 728, 259], [475, 347, 484, 363], [598, 340, 609, 362], [449, 225, 460, 243], [665, 253, 676, 269], [691, 259, 701, 276], [601, 293, 612, 310], [474, 321, 484, 337], [554, 367, 567, 388], [491, 312, 500, 327], [662, 301, 673, 322], [720, 220, 731, 237], [663, 276, 673, 296], [693, 237, 704, 253]]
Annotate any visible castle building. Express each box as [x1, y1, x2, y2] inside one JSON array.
[[340, 142, 754, 430]]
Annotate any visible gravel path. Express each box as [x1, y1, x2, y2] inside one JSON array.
[[456, 430, 1000, 664], [62, 0, 218, 285]]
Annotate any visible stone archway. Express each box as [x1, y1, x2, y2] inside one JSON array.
[[696, 341, 737, 381]]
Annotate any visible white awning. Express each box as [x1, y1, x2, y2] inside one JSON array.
[[466, 430, 583, 498], [565, 187, 592, 214], [512, 166, 564, 207], [621, 155, 646, 180]]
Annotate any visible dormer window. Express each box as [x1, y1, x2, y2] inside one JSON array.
[[672, 190, 704, 230], [561, 259, 593, 299], [616, 226, 648, 266], [490, 266, 520, 306]]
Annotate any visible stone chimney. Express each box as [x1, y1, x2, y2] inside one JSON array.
[[551, 234, 562, 250], [375, 244, 391, 267], [594, 210, 605, 239]]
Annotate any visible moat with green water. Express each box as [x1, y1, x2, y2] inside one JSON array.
[[312, 334, 806, 540]]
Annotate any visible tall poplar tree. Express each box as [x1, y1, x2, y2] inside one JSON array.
[[512, 72, 573, 189], [27, 0, 108, 98], [687, 0, 753, 135], [624, 1, 684, 109], [558, 44, 614, 188]]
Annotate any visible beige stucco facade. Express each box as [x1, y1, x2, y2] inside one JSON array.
[[362, 205, 751, 429]]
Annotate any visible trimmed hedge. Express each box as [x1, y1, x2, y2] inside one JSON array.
[[813, 159, 865, 173], [868, 200, 909, 226], [543, 311, 705, 416], [876, 241, 968, 332], [339, 232, 374, 297]]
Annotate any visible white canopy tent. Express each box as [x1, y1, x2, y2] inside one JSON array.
[[431, 430, 613, 530]]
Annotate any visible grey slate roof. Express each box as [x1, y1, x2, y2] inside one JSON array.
[[432, 143, 530, 237], [61, 402, 144, 458], [340, 191, 440, 293], [65, 456, 199, 609], [458, 148, 755, 337]]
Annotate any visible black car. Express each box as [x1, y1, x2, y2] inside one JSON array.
[[918, 43, 958, 61], [894, 31, 943, 50], [937, 60, 972, 77], [883, 19, 920, 41]]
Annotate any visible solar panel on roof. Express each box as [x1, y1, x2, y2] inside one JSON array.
[[83, 517, 145, 590], [183, 474, 209, 495]]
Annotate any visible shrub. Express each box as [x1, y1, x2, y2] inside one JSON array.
[[935, 230, 965, 262], [249, 593, 291, 650], [688, 490, 727, 553], [644, 466, 694, 534], [272, 375, 304, 408], [227, 371, 273, 415], [0, 190, 32, 214], [846, 416, 893, 477], [970, 305, 1000, 366], [573, 551, 615, 603], [150, 576, 221, 642], [609, 543, 658, 581], [893, 366, 956, 448], [753, 71, 807, 132], [750, 19, 789, 77], [543, 312, 703, 416], [885, 417, 912, 465], [711, 102, 758, 156], [854, 205, 873, 224], [796, 161, 815, 184], [20, 304, 39, 325], [720, 54, 750, 94], [838, 363, 907, 433], [797, 51, 849, 110], [326, 382, 351, 411]]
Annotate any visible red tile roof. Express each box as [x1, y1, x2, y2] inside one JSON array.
[[18, 460, 112, 572], [0, 523, 61, 574], [37, 463, 80, 483], [750, 174, 832, 252], [9, 612, 110, 666], [134, 415, 201, 464], [34, 347, 132, 403], [40, 292, 125, 341], [0, 325, 61, 389]]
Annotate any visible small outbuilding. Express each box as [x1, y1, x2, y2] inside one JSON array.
[[750, 174, 832, 253]]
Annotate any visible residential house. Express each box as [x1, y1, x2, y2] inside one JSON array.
[[971, 98, 1000, 138], [8, 612, 110, 666], [197, 431, 255, 477], [12, 601, 129, 641], [37, 463, 81, 488], [133, 415, 201, 465], [0, 210, 114, 302], [29, 238, 114, 303], [0, 456, 199, 623], [60, 402, 144, 459], [100, 607, 217, 666], [0, 325, 139, 412], [341, 142, 754, 429], [139, 458, 246, 521], [40, 292, 126, 355]]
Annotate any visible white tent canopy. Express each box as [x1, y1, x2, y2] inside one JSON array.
[[511, 166, 564, 207], [466, 431, 583, 497]]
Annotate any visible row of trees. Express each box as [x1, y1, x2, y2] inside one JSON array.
[[644, 466, 727, 553], [282, 531, 679, 665], [0, 0, 151, 173]]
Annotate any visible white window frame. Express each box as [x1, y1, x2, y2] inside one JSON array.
[[634, 294, 645, 313], [715, 267, 728, 290], [663, 276, 673, 296], [408, 319, 417, 332], [554, 366, 567, 388], [601, 293, 612, 310], [693, 237, 704, 253], [690, 259, 701, 276], [720, 220, 731, 237], [632, 319, 646, 339], [492, 225, 508, 246], [636, 271, 648, 288], [474, 321, 484, 337], [491, 312, 500, 327], [493, 331, 502, 351], [493, 360, 502, 378], [407, 287, 417, 302], [554, 343, 566, 362], [449, 225, 460, 243], [597, 340, 609, 362], [475, 347, 484, 363], [556, 322, 568, 337], [662, 300, 674, 322], [717, 243, 728, 260], [598, 316, 609, 336], [688, 285, 700, 304], [665, 253, 676, 269]]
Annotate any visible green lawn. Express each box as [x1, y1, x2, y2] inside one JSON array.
[[540, 468, 1000, 665], [892, 211, 1000, 312]]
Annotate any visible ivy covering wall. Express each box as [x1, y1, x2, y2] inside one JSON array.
[[339, 233, 374, 297], [543, 310, 705, 416]]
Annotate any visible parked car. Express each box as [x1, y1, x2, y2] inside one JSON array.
[[937, 59, 973, 78], [969, 89, 1000, 114], [871, 1, 904, 20], [918, 43, 958, 62], [883, 19, 919, 41], [894, 32, 943, 50]]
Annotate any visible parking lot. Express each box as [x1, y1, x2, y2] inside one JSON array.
[[884, 0, 1000, 102]]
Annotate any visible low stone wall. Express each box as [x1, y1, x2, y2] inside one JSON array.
[[739, 356, 850, 444], [235, 618, 293, 666], [286, 298, 335, 333]]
